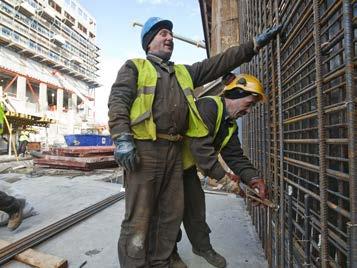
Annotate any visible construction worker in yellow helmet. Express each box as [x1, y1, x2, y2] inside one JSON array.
[[222, 73, 266, 116], [174, 73, 268, 268], [224, 73, 265, 98]]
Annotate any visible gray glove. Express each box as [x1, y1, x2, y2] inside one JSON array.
[[114, 133, 139, 172], [254, 24, 283, 52]]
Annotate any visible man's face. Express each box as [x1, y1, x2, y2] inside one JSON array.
[[148, 28, 174, 60], [226, 95, 259, 119]]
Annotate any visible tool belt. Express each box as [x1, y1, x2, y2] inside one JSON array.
[[157, 133, 183, 142]]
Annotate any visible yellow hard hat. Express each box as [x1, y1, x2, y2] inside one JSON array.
[[223, 73, 266, 102]]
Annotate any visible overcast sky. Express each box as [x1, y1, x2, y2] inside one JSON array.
[[80, 0, 207, 124]]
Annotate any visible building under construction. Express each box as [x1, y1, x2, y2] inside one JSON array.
[[199, 0, 356, 267], [0, 0, 100, 146]]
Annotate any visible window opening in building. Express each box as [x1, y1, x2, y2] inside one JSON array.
[[49, 0, 62, 14], [47, 89, 57, 111]]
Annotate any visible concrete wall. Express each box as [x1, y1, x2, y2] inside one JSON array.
[[39, 82, 48, 112], [16, 76, 27, 101], [210, 0, 239, 55]]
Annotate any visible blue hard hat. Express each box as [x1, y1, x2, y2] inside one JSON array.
[[141, 17, 173, 51]]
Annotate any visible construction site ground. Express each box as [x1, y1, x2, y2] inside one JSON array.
[[0, 158, 267, 268]]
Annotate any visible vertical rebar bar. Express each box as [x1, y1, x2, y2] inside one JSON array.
[[338, 177, 343, 265], [258, 0, 264, 179], [262, 208, 268, 257], [342, 1, 357, 267], [259, 206, 262, 241], [312, 0, 329, 266], [267, 205, 273, 268], [304, 194, 311, 266], [264, 1, 273, 265], [288, 186, 293, 268], [270, 0, 279, 265], [274, 0, 285, 266]]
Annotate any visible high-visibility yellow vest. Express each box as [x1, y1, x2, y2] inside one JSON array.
[[129, 58, 208, 140], [19, 130, 30, 142], [0, 104, 4, 135], [182, 96, 238, 170]]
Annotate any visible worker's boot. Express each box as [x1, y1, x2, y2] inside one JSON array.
[[193, 247, 226, 268], [170, 248, 187, 268], [7, 198, 25, 231]]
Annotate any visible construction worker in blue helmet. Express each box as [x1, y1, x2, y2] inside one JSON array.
[[141, 17, 173, 58], [108, 15, 281, 267]]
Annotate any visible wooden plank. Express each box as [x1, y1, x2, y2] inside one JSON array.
[[0, 240, 68, 268]]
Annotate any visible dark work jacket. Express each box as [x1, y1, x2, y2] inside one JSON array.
[[189, 97, 259, 184], [108, 41, 256, 139]]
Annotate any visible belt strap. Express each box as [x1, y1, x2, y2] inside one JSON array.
[[157, 133, 183, 142]]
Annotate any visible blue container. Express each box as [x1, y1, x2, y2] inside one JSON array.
[[64, 134, 113, 146]]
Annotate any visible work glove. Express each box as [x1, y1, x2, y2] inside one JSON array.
[[212, 173, 245, 197], [225, 172, 240, 183], [254, 24, 283, 52], [248, 178, 268, 200], [114, 133, 138, 172]]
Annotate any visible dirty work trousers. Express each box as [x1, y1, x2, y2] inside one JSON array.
[[0, 191, 19, 215], [118, 139, 184, 268], [177, 166, 212, 251], [17, 140, 28, 157]]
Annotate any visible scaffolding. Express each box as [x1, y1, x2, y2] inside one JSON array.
[[0, 0, 100, 89], [0, 0, 100, 144]]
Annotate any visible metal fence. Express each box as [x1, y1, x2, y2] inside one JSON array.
[[239, 0, 357, 267]]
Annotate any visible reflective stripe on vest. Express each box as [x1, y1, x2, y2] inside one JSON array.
[[206, 96, 237, 151], [130, 58, 208, 140], [182, 96, 237, 170]]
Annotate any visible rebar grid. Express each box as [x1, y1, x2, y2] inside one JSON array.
[[239, 0, 356, 266]]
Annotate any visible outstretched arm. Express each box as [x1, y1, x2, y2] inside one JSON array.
[[108, 60, 138, 139]]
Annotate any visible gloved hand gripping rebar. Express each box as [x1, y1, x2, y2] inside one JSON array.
[[254, 24, 283, 52]]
